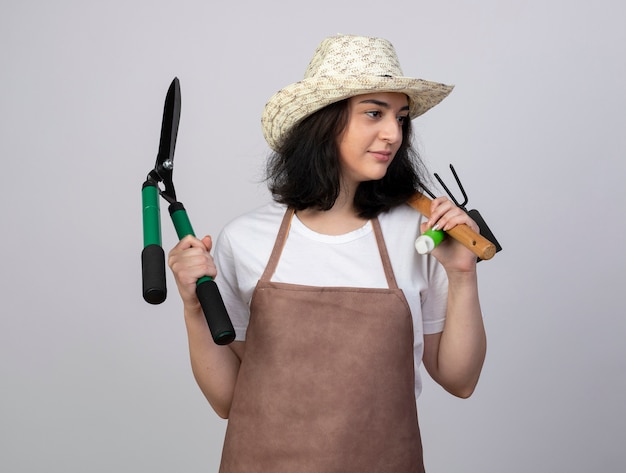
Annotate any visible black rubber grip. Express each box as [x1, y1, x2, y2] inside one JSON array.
[[196, 279, 236, 345], [142, 244, 167, 304]]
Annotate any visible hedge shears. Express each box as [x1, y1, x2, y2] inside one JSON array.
[[141, 77, 235, 345]]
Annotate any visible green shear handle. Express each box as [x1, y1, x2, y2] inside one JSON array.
[[142, 180, 166, 304], [169, 202, 235, 345]]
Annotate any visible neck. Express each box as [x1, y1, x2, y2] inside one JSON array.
[[296, 185, 367, 235]]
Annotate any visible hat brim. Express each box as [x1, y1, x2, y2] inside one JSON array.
[[262, 75, 454, 151]]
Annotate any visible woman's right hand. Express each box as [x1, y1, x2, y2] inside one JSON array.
[[168, 235, 217, 309], [168, 234, 243, 418]]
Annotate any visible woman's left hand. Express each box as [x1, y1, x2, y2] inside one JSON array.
[[420, 196, 479, 273]]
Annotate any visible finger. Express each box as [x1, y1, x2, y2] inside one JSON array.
[[429, 196, 449, 213], [169, 249, 217, 283], [428, 197, 456, 229], [168, 236, 214, 276], [442, 211, 479, 233], [201, 235, 212, 252], [172, 234, 204, 252]]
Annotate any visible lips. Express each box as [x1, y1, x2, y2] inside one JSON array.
[[370, 150, 392, 162]]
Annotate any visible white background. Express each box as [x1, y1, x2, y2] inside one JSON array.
[[2, 0, 625, 471]]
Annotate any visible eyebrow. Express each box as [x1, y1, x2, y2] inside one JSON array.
[[357, 99, 410, 112]]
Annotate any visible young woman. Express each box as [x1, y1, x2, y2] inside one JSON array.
[[168, 34, 486, 473]]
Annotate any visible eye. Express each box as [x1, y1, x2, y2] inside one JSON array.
[[365, 110, 382, 119], [397, 115, 409, 125]]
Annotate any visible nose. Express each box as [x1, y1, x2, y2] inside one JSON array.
[[380, 116, 402, 144]]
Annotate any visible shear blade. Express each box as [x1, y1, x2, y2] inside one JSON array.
[[155, 77, 181, 200]]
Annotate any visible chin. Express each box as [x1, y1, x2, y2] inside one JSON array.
[[368, 169, 390, 181]]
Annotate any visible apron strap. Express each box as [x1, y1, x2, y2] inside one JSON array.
[[370, 217, 400, 290], [260, 208, 399, 290], [259, 207, 294, 282]]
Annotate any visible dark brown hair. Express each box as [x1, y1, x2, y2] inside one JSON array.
[[266, 99, 427, 218]]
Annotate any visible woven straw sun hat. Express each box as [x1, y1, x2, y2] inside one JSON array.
[[261, 34, 454, 151]]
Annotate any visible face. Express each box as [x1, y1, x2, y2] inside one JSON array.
[[337, 92, 409, 187]]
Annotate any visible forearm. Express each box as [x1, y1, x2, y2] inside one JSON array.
[[184, 304, 242, 418], [434, 270, 486, 397]]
